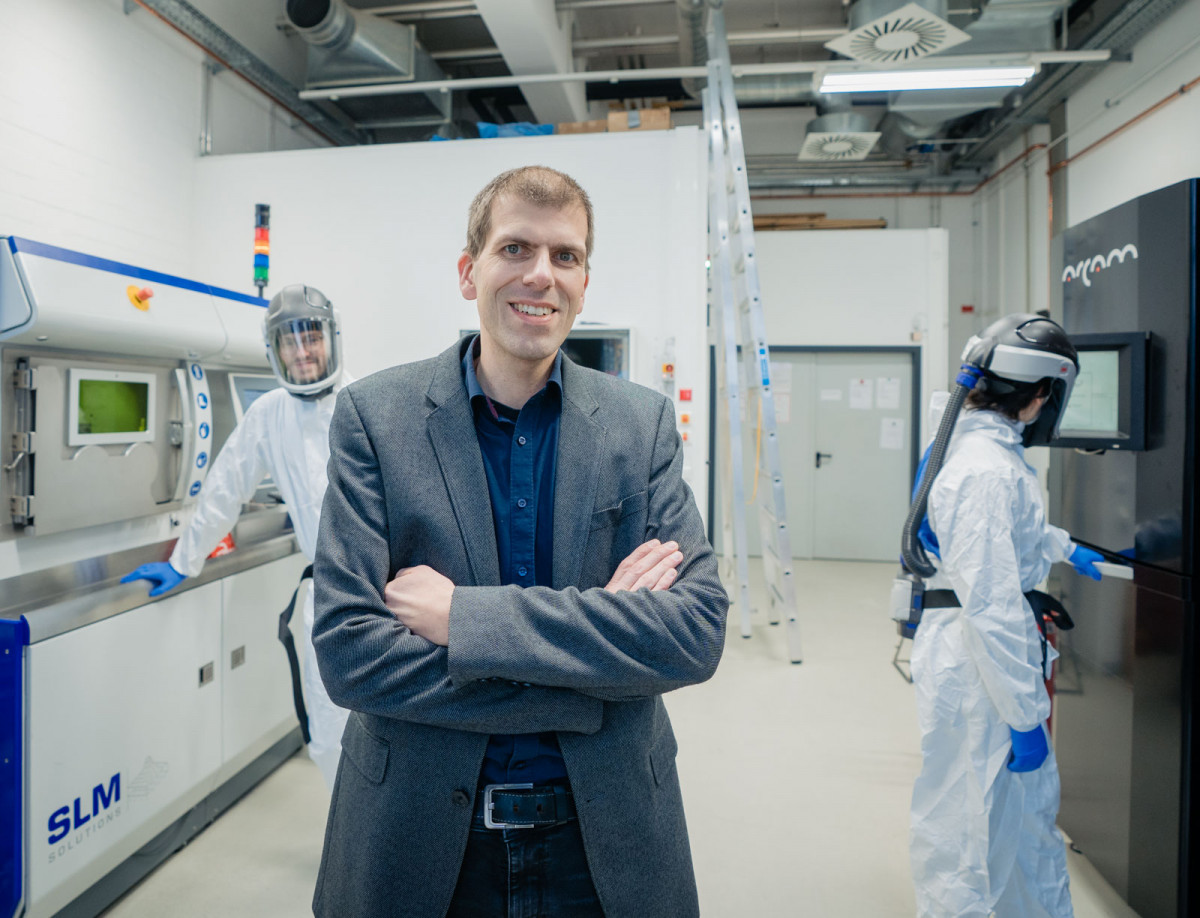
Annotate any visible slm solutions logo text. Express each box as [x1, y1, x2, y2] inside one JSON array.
[[1062, 243, 1138, 288], [47, 772, 121, 864]]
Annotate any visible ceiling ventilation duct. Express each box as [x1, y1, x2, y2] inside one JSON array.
[[799, 111, 881, 161], [877, 111, 942, 158], [286, 0, 449, 124], [824, 0, 970, 63]]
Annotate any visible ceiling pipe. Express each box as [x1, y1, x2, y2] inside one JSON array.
[[427, 28, 851, 64], [296, 51, 1109, 101], [677, 0, 716, 100]]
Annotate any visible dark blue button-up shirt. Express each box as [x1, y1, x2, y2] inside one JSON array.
[[463, 338, 568, 787]]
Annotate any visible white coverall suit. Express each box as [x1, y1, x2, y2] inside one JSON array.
[[170, 379, 352, 789], [910, 409, 1075, 918]]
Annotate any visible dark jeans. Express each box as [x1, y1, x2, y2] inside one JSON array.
[[445, 814, 605, 918]]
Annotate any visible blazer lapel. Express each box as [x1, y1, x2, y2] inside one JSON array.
[[426, 342, 501, 586], [553, 358, 604, 590]]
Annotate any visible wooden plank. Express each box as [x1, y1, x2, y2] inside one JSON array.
[[753, 214, 888, 231]]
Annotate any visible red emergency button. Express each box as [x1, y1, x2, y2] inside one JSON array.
[[127, 285, 155, 311], [678, 388, 693, 402]]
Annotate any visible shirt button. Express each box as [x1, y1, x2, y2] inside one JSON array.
[[514, 761, 527, 770], [517, 436, 527, 446], [517, 498, 527, 508], [451, 789, 471, 808], [518, 566, 528, 577]]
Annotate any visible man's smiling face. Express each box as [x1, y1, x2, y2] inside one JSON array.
[[458, 193, 589, 370]]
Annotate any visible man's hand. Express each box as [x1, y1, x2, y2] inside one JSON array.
[[385, 565, 455, 645], [605, 539, 683, 593]]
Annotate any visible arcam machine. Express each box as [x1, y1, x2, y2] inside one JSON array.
[[1049, 179, 1200, 918], [0, 238, 308, 918]]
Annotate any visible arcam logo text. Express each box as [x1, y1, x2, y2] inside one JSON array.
[[47, 773, 121, 863], [1062, 244, 1138, 287]]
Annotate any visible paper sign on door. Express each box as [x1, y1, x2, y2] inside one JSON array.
[[880, 418, 905, 450], [877, 377, 901, 411], [775, 392, 791, 422], [770, 362, 793, 393], [849, 378, 874, 410]]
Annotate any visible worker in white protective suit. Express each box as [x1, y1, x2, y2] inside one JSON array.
[[902, 314, 1105, 918], [122, 284, 353, 789]]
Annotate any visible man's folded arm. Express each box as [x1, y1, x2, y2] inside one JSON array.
[[313, 388, 603, 735], [449, 399, 729, 699]]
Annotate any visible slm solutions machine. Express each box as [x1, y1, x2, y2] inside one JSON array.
[[0, 238, 309, 918]]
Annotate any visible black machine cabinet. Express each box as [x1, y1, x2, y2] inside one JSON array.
[[1049, 179, 1198, 918]]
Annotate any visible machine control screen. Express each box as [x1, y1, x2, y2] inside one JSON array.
[[1053, 332, 1149, 451], [229, 373, 281, 422], [68, 369, 157, 446], [1061, 349, 1120, 435]]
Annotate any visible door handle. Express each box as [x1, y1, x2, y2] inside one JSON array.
[[815, 452, 832, 469]]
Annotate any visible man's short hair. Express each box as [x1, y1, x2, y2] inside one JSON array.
[[465, 166, 594, 268]]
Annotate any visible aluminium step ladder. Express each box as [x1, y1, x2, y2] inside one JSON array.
[[703, 7, 802, 664]]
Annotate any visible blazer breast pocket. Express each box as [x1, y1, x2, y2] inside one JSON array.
[[584, 490, 651, 584], [589, 490, 649, 532]]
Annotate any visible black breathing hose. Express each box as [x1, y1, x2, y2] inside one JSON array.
[[900, 365, 983, 577]]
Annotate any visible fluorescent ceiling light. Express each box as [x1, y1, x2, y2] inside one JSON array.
[[819, 66, 1036, 93]]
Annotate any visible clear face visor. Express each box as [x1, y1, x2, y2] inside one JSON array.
[[270, 318, 338, 387]]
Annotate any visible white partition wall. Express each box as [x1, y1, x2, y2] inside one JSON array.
[[722, 228, 949, 561], [756, 229, 950, 445], [191, 128, 710, 521]]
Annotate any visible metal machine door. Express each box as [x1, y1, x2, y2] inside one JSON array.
[[2, 351, 204, 538], [811, 351, 915, 562]]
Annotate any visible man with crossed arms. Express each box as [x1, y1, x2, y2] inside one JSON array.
[[312, 165, 728, 917]]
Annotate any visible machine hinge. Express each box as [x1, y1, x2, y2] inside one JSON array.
[[10, 495, 33, 525], [11, 431, 34, 455], [13, 366, 36, 390]]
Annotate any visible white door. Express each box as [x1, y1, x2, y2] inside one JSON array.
[[713, 349, 915, 563], [811, 351, 914, 561]]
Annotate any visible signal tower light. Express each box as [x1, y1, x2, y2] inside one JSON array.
[[254, 204, 270, 296]]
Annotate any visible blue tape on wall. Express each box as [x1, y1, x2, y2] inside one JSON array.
[[7, 237, 268, 308], [0, 616, 29, 918]]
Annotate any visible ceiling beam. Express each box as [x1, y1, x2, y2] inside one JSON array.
[[473, 0, 588, 123]]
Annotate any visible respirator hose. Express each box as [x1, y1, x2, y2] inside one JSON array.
[[901, 365, 983, 577]]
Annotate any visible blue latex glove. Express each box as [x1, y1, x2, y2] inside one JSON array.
[[1008, 725, 1049, 772], [121, 562, 187, 597], [1069, 544, 1103, 580]]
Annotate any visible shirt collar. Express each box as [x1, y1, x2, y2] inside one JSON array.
[[462, 334, 563, 418]]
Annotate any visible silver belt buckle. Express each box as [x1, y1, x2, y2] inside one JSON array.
[[483, 782, 535, 829]]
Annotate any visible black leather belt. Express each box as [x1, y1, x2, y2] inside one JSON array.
[[480, 783, 577, 829]]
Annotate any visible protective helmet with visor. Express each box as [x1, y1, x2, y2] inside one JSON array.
[[263, 284, 342, 398], [900, 313, 1078, 579]]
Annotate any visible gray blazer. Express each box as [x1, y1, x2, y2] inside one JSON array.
[[311, 339, 728, 918]]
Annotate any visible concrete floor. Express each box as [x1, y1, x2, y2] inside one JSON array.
[[101, 560, 1140, 917]]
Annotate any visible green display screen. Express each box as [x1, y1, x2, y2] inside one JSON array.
[[77, 379, 149, 435], [1061, 350, 1120, 434]]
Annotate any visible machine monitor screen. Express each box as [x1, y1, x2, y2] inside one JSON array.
[[1053, 332, 1149, 451], [67, 369, 157, 447], [229, 373, 281, 423], [1060, 350, 1120, 434], [459, 326, 631, 379]]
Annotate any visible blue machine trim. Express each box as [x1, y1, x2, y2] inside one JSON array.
[[0, 616, 29, 918], [6, 237, 268, 308]]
